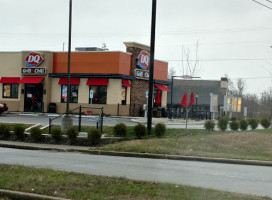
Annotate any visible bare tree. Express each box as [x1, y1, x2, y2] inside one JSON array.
[[179, 41, 201, 129], [237, 78, 246, 96], [168, 67, 176, 79]]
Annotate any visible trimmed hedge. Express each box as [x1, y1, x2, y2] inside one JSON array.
[[88, 128, 102, 146], [13, 124, 26, 141], [218, 117, 229, 132], [204, 120, 215, 133], [134, 124, 147, 139], [154, 123, 166, 138], [113, 123, 127, 137], [66, 127, 78, 144], [30, 127, 43, 142]]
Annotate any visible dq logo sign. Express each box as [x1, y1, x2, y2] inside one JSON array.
[[137, 50, 150, 70], [25, 52, 44, 67]]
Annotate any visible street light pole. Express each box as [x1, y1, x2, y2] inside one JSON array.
[[147, 0, 157, 135], [61, 0, 73, 131], [66, 0, 72, 115]]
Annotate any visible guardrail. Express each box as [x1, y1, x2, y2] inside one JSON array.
[[48, 105, 104, 135]]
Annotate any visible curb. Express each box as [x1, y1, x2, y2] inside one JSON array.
[[1, 142, 272, 167], [0, 189, 70, 200]]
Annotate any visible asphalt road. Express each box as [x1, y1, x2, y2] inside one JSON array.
[[1, 147, 272, 198]]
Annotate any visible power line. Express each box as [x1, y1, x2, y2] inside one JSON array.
[[251, 0, 272, 10], [167, 58, 272, 62], [265, 0, 272, 4]]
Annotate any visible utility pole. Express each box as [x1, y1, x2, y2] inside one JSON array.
[[147, 0, 157, 135], [61, 0, 73, 131]]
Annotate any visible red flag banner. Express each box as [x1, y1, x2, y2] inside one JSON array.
[[155, 90, 161, 104], [190, 92, 195, 105], [181, 92, 188, 107]]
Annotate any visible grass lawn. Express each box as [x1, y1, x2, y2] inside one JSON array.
[[99, 129, 272, 161], [0, 164, 271, 200]]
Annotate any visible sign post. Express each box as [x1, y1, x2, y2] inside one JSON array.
[[90, 90, 94, 105]]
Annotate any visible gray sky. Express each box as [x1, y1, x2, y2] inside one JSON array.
[[1, 0, 272, 95]]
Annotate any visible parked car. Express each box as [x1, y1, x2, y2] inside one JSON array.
[[0, 102, 8, 114]]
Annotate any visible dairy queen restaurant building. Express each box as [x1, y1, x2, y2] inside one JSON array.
[[0, 42, 170, 117]]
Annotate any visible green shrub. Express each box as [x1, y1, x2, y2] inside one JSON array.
[[260, 118, 271, 129], [0, 124, 10, 138], [13, 124, 25, 141], [66, 127, 78, 144], [230, 120, 239, 132], [30, 127, 43, 142], [154, 123, 166, 138], [113, 123, 127, 137], [51, 127, 63, 142], [134, 124, 147, 139], [88, 128, 102, 146], [204, 120, 215, 133], [0, 124, 11, 139], [248, 119, 259, 130], [239, 119, 248, 131], [218, 117, 229, 132]]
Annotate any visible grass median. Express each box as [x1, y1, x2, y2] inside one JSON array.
[[0, 164, 271, 200], [99, 129, 272, 161]]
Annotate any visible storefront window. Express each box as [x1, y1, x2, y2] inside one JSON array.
[[89, 86, 107, 104], [122, 87, 127, 105], [61, 85, 78, 103], [3, 83, 18, 98]]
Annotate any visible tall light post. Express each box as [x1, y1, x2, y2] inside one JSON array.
[[147, 0, 157, 135], [62, 0, 73, 131]]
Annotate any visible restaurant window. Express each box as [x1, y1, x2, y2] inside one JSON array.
[[89, 86, 107, 104], [122, 86, 127, 105], [3, 83, 18, 98], [61, 85, 78, 103]]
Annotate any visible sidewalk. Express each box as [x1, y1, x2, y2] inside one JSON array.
[[1, 140, 272, 167]]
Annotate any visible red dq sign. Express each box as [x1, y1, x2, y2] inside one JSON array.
[[25, 52, 44, 67], [137, 50, 150, 70]]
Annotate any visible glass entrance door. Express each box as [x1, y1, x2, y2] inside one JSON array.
[[24, 84, 43, 112]]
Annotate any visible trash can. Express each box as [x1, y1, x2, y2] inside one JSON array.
[[48, 103, 56, 113]]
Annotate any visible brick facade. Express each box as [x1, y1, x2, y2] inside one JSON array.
[[125, 44, 150, 116]]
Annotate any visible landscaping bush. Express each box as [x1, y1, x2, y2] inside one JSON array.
[[0, 124, 11, 139], [30, 127, 43, 142], [13, 124, 25, 141], [217, 117, 229, 132], [204, 120, 215, 133], [51, 127, 63, 142], [239, 119, 248, 131], [230, 120, 239, 132], [113, 123, 127, 137], [154, 123, 166, 138], [88, 128, 102, 146], [260, 118, 271, 129], [248, 119, 259, 130], [134, 124, 147, 139], [66, 127, 78, 144]]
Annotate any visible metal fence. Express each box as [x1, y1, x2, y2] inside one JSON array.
[[48, 105, 104, 135]]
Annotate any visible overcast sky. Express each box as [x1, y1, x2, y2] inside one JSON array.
[[1, 0, 272, 95]]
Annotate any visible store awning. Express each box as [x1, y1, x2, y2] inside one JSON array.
[[58, 78, 80, 85], [0, 77, 20, 83], [18, 77, 44, 84], [155, 84, 171, 92], [86, 78, 109, 86], [122, 79, 131, 87]]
